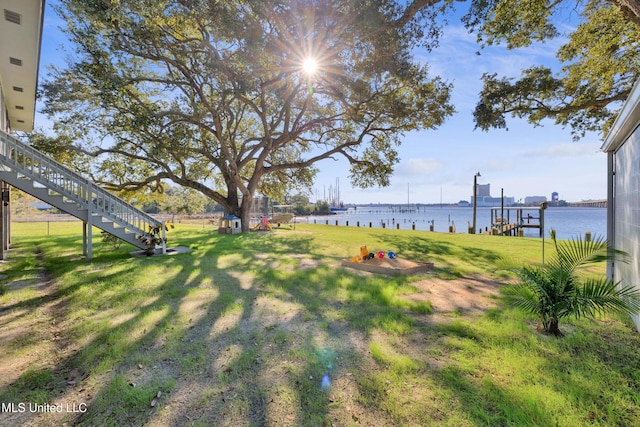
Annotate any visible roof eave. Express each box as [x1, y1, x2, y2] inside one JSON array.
[[601, 79, 640, 153]]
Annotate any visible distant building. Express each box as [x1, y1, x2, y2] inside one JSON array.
[[470, 183, 515, 207], [551, 192, 559, 201], [477, 184, 491, 197], [524, 196, 547, 205]]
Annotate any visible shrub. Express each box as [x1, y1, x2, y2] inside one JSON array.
[[502, 235, 640, 336]]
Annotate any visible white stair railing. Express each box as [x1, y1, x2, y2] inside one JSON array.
[[0, 131, 164, 252]]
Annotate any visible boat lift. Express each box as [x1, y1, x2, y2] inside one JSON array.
[[489, 204, 546, 237]]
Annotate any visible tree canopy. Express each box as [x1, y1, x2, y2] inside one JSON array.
[[464, 0, 640, 139], [42, 0, 454, 229], [40, 0, 640, 226]]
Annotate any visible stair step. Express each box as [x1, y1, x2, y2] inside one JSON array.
[[0, 131, 162, 252]]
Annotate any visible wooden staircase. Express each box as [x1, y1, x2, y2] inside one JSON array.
[[0, 131, 165, 259]]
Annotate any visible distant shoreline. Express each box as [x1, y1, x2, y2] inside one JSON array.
[[328, 203, 606, 209]]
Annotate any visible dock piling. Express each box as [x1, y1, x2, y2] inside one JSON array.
[[490, 206, 545, 237]]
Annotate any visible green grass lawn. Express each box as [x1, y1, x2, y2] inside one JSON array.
[[1, 221, 638, 426]]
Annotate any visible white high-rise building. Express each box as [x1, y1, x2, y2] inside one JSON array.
[[470, 183, 515, 207]]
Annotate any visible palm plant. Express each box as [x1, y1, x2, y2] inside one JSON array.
[[502, 234, 640, 336]]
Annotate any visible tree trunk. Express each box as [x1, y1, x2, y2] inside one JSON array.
[[543, 317, 562, 336], [222, 181, 255, 233], [239, 193, 253, 233]]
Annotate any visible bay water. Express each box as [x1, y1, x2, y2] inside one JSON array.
[[306, 206, 606, 240]]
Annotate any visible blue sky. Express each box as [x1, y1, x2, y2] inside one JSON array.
[[37, 1, 606, 205]]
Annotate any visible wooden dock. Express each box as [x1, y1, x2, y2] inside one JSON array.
[[486, 206, 545, 237]]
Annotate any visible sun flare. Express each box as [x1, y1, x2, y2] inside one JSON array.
[[302, 57, 318, 75]]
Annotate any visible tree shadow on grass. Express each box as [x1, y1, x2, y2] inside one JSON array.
[[535, 319, 640, 425], [436, 364, 553, 426], [1, 228, 583, 426], [376, 233, 504, 277], [0, 230, 344, 426], [417, 308, 640, 426]]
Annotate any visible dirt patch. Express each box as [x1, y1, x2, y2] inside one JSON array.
[[0, 248, 83, 427], [403, 275, 503, 321], [0, 248, 59, 388]]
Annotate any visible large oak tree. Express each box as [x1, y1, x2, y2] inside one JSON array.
[[42, 0, 454, 230], [42, 0, 639, 226]]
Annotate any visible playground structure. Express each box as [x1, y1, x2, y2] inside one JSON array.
[[252, 216, 272, 231], [270, 213, 294, 225], [218, 215, 242, 234], [248, 211, 294, 231]]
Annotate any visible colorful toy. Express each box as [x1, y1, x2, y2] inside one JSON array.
[[353, 245, 396, 262], [360, 246, 369, 260]]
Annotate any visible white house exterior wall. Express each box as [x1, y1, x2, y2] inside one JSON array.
[[0, 84, 7, 132], [612, 126, 640, 329], [0, 0, 45, 132], [602, 79, 640, 331]]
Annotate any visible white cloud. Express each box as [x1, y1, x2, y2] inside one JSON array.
[[396, 157, 445, 177], [522, 142, 603, 158]]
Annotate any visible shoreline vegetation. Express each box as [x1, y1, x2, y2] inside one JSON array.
[[1, 222, 639, 426]]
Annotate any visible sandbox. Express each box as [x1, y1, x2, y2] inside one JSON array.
[[341, 257, 433, 276]]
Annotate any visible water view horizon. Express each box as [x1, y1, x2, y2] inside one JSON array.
[[305, 206, 606, 240]]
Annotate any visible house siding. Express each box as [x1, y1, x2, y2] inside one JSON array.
[[602, 79, 640, 331], [0, 84, 7, 132], [612, 126, 640, 329]]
